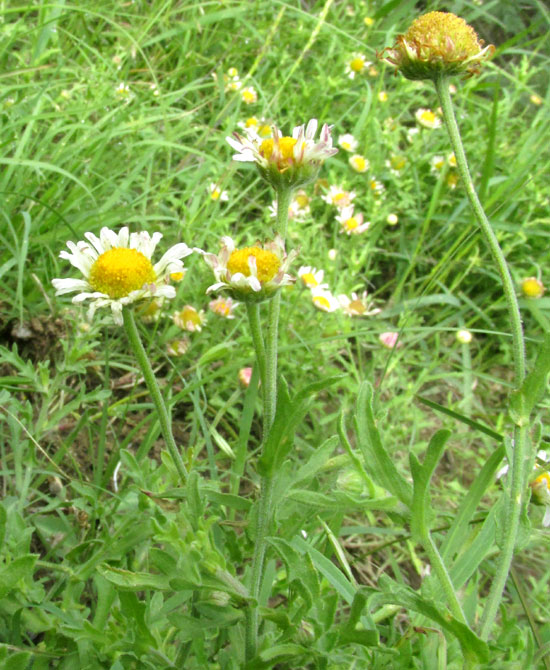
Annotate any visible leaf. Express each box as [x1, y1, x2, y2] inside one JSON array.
[[0, 555, 37, 599], [416, 395, 503, 442], [96, 563, 170, 591], [410, 430, 451, 542], [0, 504, 6, 551], [510, 333, 550, 425], [354, 382, 413, 509], [371, 576, 489, 663], [268, 537, 319, 609]]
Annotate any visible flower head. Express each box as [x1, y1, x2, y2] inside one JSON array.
[[226, 119, 337, 189], [456, 328, 473, 344], [338, 134, 358, 152], [238, 367, 253, 387], [521, 276, 545, 298], [379, 331, 401, 349], [338, 291, 381, 317], [167, 339, 190, 357], [297, 266, 328, 290], [238, 116, 272, 140], [430, 155, 445, 173], [173, 305, 206, 332], [346, 53, 370, 79], [241, 86, 257, 104], [336, 206, 371, 235], [198, 236, 297, 302], [52, 227, 192, 325], [349, 154, 369, 173], [209, 296, 239, 318], [311, 288, 340, 313], [415, 108, 442, 129], [379, 11, 495, 81], [208, 182, 229, 202], [387, 213, 399, 226], [322, 185, 356, 208]]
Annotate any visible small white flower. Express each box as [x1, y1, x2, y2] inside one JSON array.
[[386, 213, 399, 225], [447, 152, 457, 167], [321, 185, 356, 208], [336, 206, 371, 235], [241, 86, 257, 104], [209, 296, 239, 318], [297, 266, 328, 290], [311, 288, 340, 312], [338, 133, 358, 152], [430, 155, 445, 173], [115, 82, 131, 98], [173, 305, 206, 332], [346, 53, 370, 79], [237, 116, 272, 140], [377, 91, 388, 102], [208, 182, 229, 202], [52, 227, 193, 326], [456, 329, 473, 344], [338, 291, 381, 317], [369, 178, 385, 198], [415, 108, 442, 129], [349, 154, 369, 173]]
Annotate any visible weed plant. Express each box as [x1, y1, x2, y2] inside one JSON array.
[[1, 1, 550, 668]]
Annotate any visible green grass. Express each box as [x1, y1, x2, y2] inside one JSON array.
[[1, 0, 550, 668]]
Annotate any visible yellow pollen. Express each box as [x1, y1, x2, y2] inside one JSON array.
[[260, 136, 298, 163], [447, 173, 458, 188], [341, 142, 352, 151], [241, 88, 257, 103], [350, 57, 365, 72], [227, 247, 281, 283], [181, 306, 202, 326], [351, 156, 367, 171], [522, 277, 544, 298], [333, 192, 346, 203], [89, 247, 155, 299], [533, 472, 550, 489], [301, 272, 318, 288], [345, 217, 359, 231]]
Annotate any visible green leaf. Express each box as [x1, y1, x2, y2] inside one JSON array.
[[410, 430, 451, 542], [354, 382, 413, 509], [0, 555, 37, 599], [416, 395, 503, 442], [268, 537, 320, 609], [510, 333, 550, 425], [0, 504, 6, 551], [371, 576, 489, 663], [96, 563, 170, 591]]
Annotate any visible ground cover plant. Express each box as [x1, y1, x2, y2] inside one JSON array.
[[1, 0, 550, 668]]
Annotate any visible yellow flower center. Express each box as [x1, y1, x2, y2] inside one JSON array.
[[170, 271, 185, 282], [227, 247, 281, 283], [313, 295, 331, 310], [180, 306, 202, 327], [351, 156, 367, 172], [344, 217, 359, 231], [405, 12, 481, 58], [245, 117, 258, 127], [341, 141, 352, 151], [89, 248, 156, 299], [215, 301, 231, 317], [301, 272, 318, 288], [390, 156, 406, 170], [421, 110, 436, 123], [350, 57, 365, 72], [433, 158, 444, 170], [295, 193, 310, 208], [260, 136, 298, 163], [333, 192, 347, 203], [259, 125, 271, 137], [349, 299, 366, 314], [533, 472, 550, 489], [211, 188, 221, 200], [448, 153, 457, 167], [242, 90, 256, 103], [522, 278, 544, 298]]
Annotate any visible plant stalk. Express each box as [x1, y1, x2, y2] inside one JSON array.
[[122, 307, 188, 484]]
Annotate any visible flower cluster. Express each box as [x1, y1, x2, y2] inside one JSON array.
[[379, 11, 494, 81], [227, 119, 337, 189]]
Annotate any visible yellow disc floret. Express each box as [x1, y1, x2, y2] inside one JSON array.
[[344, 217, 359, 231], [260, 137, 298, 164], [350, 57, 365, 73], [405, 12, 480, 58], [227, 247, 281, 283], [89, 248, 156, 299]]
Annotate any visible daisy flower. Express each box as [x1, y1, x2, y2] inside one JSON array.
[[226, 118, 337, 189], [322, 185, 356, 208], [198, 236, 297, 302], [346, 53, 370, 79], [349, 154, 370, 173], [209, 296, 239, 318], [335, 206, 371, 235], [238, 116, 272, 139], [338, 133, 358, 152], [369, 178, 385, 197], [52, 227, 192, 326], [521, 277, 545, 298], [456, 329, 473, 344], [167, 339, 190, 357], [241, 86, 257, 104], [530, 94, 543, 106], [173, 305, 206, 332], [415, 108, 442, 129], [379, 331, 401, 349], [377, 91, 388, 102], [531, 468, 550, 527], [297, 266, 328, 290], [137, 297, 164, 323], [430, 155, 445, 173], [338, 291, 381, 317], [208, 183, 229, 202], [115, 82, 131, 98], [311, 288, 340, 313], [387, 155, 407, 175]]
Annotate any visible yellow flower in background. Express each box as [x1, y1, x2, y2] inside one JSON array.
[[364, 17, 374, 27], [446, 173, 459, 189], [298, 266, 328, 290], [208, 183, 229, 201], [335, 206, 371, 235], [311, 288, 340, 313], [521, 277, 545, 298], [346, 53, 370, 79], [173, 305, 206, 332], [387, 213, 399, 226], [209, 296, 239, 318], [52, 227, 192, 325], [377, 91, 388, 102], [338, 134, 358, 152], [456, 329, 473, 344], [349, 154, 370, 173], [241, 86, 257, 104], [379, 11, 494, 80], [530, 94, 543, 106], [415, 108, 442, 129], [322, 185, 356, 208]]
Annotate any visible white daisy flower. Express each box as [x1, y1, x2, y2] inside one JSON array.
[[447, 152, 457, 167], [321, 185, 356, 208], [52, 227, 193, 326], [349, 154, 370, 173], [311, 288, 340, 313], [369, 178, 385, 198], [197, 236, 297, 302], [387, 213, 399, 225], [226, 118, 337, 188], [338, 291, 381, 317], [377, 91, 388, 102], [241, 86, 258, 104], [335, 206, 371, 235], [115, 82, 131, 98], [237, 116, 272, 140], [345, 53, 370, 79], [297, 266, 328, 290], [338, 133, 358, 152], [208, 182, 229, 201], [415, 108, 442, 129], [430, 155, 445, 173], [173, 305, 206, 332]]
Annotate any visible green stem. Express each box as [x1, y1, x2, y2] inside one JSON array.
[[245, 302, 267, 390], [434, 75, 528, 639], [122, 307, 188, 484], [244, 185, 292, 663]]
